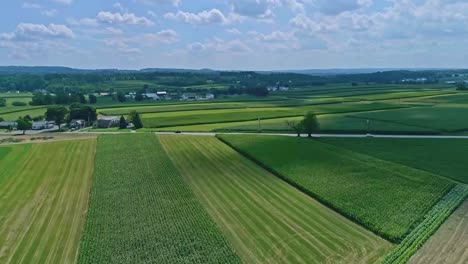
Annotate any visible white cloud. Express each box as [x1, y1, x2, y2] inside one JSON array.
[[67, 18, 99, 27], [2, 23, 75, 40], [138, 30, 179, 45], [229, 0, 276, 19], [42, 9, 58, 17], [96, 11, 154, 26], [312, 0, 372, 15], [189, 38, 251, 53], [52, 0, 73, 5], [147, 11, 157, 18], [22, 3, 41, 9], [226, 28, 242, 34], [164, 9, 230, 25], [137, 0, 180, 6]]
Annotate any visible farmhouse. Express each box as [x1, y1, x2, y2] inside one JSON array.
[[181, 93, 197, 100], [32, 121, 54, 130], [96, 116, 119, 128], [0, 121, 17, 129], [144, 93, 160, 100], [69, 119, 86, 130]]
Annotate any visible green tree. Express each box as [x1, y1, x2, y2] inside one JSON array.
[[0, 98, 6, 107], [286, 120, 304, 137], [45, 106, 69, 129], [128, 111, 143, 129], [302, 112, 320, 138], [456, 82, 467, 90], [69, 104, 97, 124], [89, 94, 97, 104], [135, 92, 144, 101], [119, 116, 127, 129], [79, 94, 87, 104], [16, 118, 32, 135], [115, 92, 126, 102]]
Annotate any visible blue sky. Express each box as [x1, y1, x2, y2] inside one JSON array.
[[1, 0, 467, 70]]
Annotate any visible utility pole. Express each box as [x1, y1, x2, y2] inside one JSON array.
[[366, 119, 370, 134]]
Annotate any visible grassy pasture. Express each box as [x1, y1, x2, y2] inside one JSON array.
[[78, 134, 240, 264], [0, 107, 47, 121], [350, 104, 468, 132], [319, 138, 468, 183], [349, 90, 456, 101], [0, 139, 96, 264], [141, 102, 402, 128], [160, 135, 393, 263], [218, 135, 454, 242], [0, 92, 33, 98], [408, 92, 468, 104]]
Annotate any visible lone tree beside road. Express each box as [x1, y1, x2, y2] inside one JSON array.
[[302, 112, 320, 138], [16, 118, 32, 135], [45, 106, 69, 129], [286, 120, 304, 137]]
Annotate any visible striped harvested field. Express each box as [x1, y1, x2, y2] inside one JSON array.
[[0, 139, 96, 264], [160, 135, 393, 264]]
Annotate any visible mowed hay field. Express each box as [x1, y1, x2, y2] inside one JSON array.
[[0, 139, 96, 264], [140, 102, 401, 128], [219, 135, 454, 242], [78, 134, 240, 264], [320, 138, 468, 184], [349, 104, 468, 132], [409, 200, 468, 264], [159, 135, 393, 264]]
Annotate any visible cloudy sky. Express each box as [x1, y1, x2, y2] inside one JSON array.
[[0, 0, 467, 70]]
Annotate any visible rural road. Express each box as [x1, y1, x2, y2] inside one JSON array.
[[155, 132, 468, 139]]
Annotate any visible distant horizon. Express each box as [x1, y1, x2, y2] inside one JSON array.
[[0, 65, 464, 72]]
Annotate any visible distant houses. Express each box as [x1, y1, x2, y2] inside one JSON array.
[[32, 121, 54, 130], [181, 93, 215, 101], [96, 116, 119, 128], [0, 121, 18, 129]]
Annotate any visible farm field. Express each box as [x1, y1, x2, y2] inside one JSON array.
[[155, 114, 439, 134], [407, 92, 468, 104], [78, 134, 240, 264], [0, 139, 96, 264], [0, 107, 48, 121], [319, 138, 468, 183], [218, 135, 454, 242], [409, 200, 468, 264], [346, 90, 455, 101], [349, 104, 468, 132], [141, 102, 403, 128], [159, 135, 393, 264]]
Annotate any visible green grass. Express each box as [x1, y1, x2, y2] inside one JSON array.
[[381, 185, 468, 264], [78, 134, 240, 264], [0, 139, 96, 264], [0, 92, 33, 98], [141, 102, 403, 128], [409, 92, 468, 104], [154, 113, 439, 134], [350, 104, 468, 132], [349, 90, 456, 101], [218, 135, 454, 242], [0, 107, 47, 121], [319, 138, 468, 184], [160, 135, 393, 263]]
